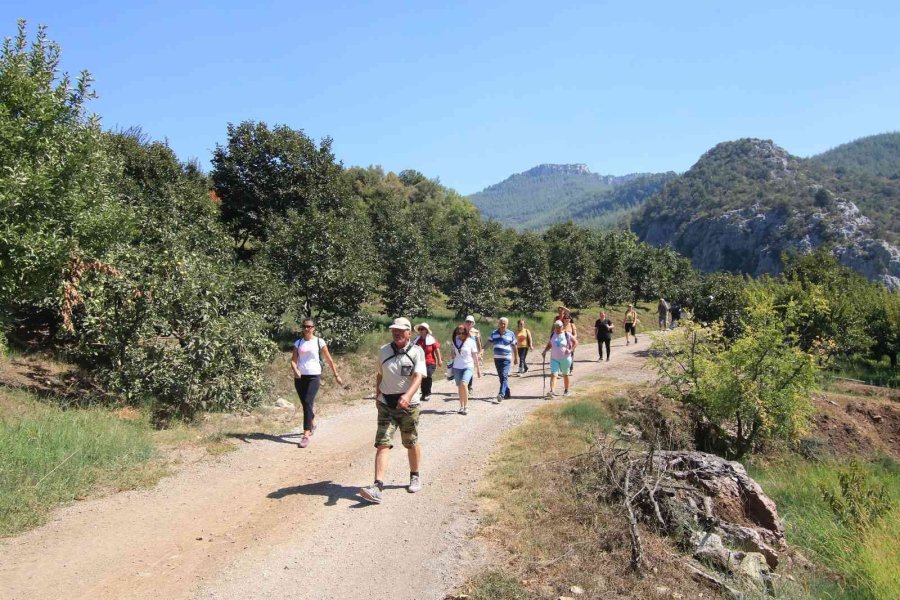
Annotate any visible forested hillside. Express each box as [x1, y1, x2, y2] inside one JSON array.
[[469, 163, 672, 230], [633, 138, 900, 288], [810, 131, 900, 178]]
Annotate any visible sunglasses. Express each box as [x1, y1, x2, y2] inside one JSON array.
[[303, 325, 315, 329]]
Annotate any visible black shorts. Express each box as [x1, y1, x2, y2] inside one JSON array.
[[625, 322, 637, 334]]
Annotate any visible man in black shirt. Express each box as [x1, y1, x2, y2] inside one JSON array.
[[594, 311, 614, 362]]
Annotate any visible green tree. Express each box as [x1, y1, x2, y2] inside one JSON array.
[[651, 292, 822, 458], [593, 230, 638, 306], [544, 222, 594, 307], [447, 221, 506, 318], [211, 121, 346, 249], [263, 204, 375, 348], [507, 232, 551, 313], [0, 22, 130, 327]]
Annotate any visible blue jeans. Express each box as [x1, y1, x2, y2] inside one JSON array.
[[494, 358, 512, 398]]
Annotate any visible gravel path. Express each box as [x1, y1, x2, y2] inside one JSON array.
[[0, 335, 654, 600]]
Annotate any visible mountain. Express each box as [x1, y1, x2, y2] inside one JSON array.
[[469, 163, 674, 230], [633, 138, 900, 288], [810, 132, 900, 179]]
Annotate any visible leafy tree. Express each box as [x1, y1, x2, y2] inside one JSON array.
[[544, 221, 595, 307], [447, 221, 506, 318], [691, 272, 748, 339], [69, 239, 276, 418], [651, 292, 823, 458], [0, 22, 130, 327], [507, 232, 551, 313], [263, 204, 375, 348], [211, 121, 346, 249], [592, 230, 638, 305], [867, 288, 900, 367]]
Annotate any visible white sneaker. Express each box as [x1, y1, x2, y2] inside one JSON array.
[[408, 474, 422, 493], [563, 390, 572, 397]]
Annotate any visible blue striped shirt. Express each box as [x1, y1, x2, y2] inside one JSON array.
[[489, 329, 516, 359]]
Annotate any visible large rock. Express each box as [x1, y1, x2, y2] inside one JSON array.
[[651, 451, 786, 567]]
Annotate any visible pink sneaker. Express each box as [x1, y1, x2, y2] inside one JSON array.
[[298, 435, 310, 448]]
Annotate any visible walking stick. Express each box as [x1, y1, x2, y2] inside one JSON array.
[[542, 354, 547, 398]]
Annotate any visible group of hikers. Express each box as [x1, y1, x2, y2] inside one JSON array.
[[288, 305, 650, 504]]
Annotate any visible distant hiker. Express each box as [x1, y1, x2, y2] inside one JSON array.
[[657, 298, 670, 330], [624, 304, 639, 345], [594, 311, 614, 362], [541, 320, 577, 398], [670, 302, 682, 329], [515, 319, 534, 375], [450, 324, 481, 414], [413, 323, 442, 402], [358, 317, 426, 505], [291, 319, 343, 449], [463, 315, 483, 395], [488, 317, 518, 403]]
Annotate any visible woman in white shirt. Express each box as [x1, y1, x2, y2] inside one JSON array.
[[291, 319, 343, 448], [450, 324, 481, 415]]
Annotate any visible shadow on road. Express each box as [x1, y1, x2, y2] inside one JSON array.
[[226, 432, 300, 445], [268, 480, 405, 507]]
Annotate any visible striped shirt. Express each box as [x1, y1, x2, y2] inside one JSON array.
[[488, 329, 516, 359]]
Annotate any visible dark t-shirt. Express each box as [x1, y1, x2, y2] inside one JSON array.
[[595, 318, 613, 340]]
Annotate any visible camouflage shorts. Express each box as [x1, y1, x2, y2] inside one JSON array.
[[375, 403, 420, 449]]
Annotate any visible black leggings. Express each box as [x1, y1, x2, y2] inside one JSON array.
[[421, 364, 436, 398], [294, 375, 321, 432], [597, 338, 611, 359]]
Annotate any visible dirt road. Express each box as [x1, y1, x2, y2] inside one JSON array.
[[0, 335, 653, 600]]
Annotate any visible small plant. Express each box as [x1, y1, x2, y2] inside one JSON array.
[[820, 461, 893, 532]]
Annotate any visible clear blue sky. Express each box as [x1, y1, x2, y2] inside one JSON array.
[[3, 1, 898, 194]]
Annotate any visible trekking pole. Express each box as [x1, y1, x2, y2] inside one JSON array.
[[542, 355, 547, 398]]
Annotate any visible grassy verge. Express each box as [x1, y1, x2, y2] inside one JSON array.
[[0, 387, 164, 536], [830, 356, 900, 388], [749, 456, 900, 600], [464, 383, 714, 599]]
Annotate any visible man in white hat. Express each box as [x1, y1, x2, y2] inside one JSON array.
[[359, 317, 426, 504]]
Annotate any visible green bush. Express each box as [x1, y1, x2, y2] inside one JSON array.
[[652, 291, 822, 458]]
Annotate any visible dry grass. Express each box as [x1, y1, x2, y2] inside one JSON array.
[[466, 382, 723, 599]]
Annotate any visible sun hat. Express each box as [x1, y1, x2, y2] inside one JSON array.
[[554, 320, 564, 327], [464, 315, 475, 323], [416, 322, 432, 334], [388, 317, 412, 331]]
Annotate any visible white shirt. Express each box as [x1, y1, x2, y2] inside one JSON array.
[[294, 337, 325, 376], [451, 337, 478, 369]]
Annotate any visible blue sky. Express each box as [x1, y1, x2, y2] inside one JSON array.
[[3, 1, 898, 194]]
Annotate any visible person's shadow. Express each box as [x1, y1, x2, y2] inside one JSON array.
[[268, 480, 406, 507], [226, 432, 300, 445]]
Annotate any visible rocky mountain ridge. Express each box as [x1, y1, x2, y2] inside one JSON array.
[[634, 138, 900, 289]]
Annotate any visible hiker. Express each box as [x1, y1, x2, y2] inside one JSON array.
[[450, 324, 481, 414], [413, 323, 442, 402], [624, 304, 639, 345], [515, 319, 534, 375], [463, 315, 483, 395], [670, 302, 682, 329], [291, 318, 343, 449], [594, 311, 614, 362], [657, 298, 670, 330], [541, 320, 576, 397], [358, 317, 426, 504], [488, 317, 518, 403]]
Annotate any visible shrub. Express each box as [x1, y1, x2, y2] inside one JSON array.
[[651, 291, 823, 458]]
